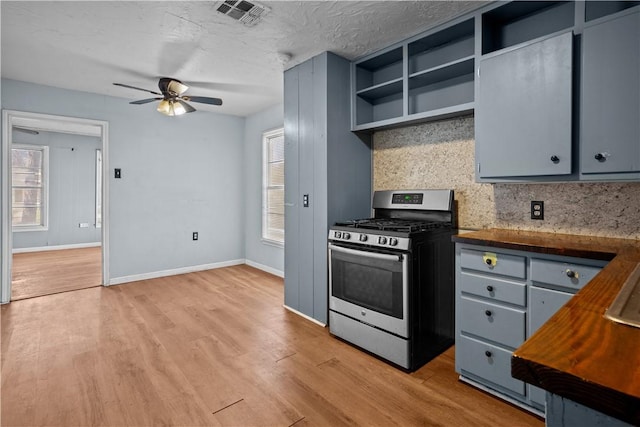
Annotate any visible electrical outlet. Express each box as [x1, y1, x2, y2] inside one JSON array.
[[531, 201, 544, 220], [192, 232, 198, 241]]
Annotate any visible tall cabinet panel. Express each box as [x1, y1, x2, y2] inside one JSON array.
[[284, 52, 372, 324], [581, 10, 640, 176]]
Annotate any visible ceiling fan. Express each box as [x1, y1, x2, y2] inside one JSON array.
[[113, 78, 223, 116]]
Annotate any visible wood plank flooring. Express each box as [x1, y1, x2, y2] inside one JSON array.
[[1, 265, 543, 426], [11, 247, 101, 300]]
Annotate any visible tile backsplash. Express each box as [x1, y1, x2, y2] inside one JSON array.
[[373, 116, 640, 239]]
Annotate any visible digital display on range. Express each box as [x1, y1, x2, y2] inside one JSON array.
[[392, 193, 423, 205]]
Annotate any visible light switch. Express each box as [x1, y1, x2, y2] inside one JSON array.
[[114, 168, 121, 179]]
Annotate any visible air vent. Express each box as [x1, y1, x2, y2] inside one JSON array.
[[216, 0, 270, 27]]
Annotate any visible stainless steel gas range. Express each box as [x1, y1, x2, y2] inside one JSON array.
[[328, 189, 456, 371]]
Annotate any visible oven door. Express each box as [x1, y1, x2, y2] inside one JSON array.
[[328, 243, 409, 338]]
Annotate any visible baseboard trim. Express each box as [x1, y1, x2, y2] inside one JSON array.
[[109, 259, 245, 286], [245, 260, 284, 278], [283, 305, 327, 327], [12, 242, 101, 254]]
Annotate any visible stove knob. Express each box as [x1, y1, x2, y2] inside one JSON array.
[[389, 238, 398, 246], [335, 231, 342, 239], [343, 232, 351, 240], [378, 236, 387, 245], [359, 234, 368, 242]]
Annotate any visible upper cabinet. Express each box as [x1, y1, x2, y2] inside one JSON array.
[[352, 17, 475, 132], [580, 10, 640, 178], [476, 32, 573, 179], [476, 1, 575, 180], [350, 0, 640, 182]]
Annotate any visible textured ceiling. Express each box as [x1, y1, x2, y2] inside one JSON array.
[[1, 1, 487, 117]]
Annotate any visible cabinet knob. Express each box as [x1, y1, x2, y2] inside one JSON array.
[[566, 269, 578, 279], [550, 155, 560, 163], [485, 258, 493, 266], [485, 350, 492, 358], [485, 310, 492, 317], [486, 285, 494, 292], [595, 153, 607, 162]]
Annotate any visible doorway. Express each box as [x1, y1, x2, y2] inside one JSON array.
[[1, 110, 110, 303]]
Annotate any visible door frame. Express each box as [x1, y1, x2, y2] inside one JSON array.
[[1, 110, 110, 303]]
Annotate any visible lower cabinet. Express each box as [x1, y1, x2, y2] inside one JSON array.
[[455, 243, 607, 416]]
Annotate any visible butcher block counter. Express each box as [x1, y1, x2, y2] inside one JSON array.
[[452, 229, 640, 425]]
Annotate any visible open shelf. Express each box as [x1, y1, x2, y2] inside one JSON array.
[[585, 1, 640, 22], [354, 47, 403, 92], [355, 91, 403, 126], [409, 19, 474, 74], [482, 1, 574, 54], [356, 78, 403, 103]]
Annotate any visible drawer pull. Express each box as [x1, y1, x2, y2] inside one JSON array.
[[485, 350, 492, 358], [486, 285, 494, 292], [566, 269, 579, 279], [485, 310, 492, 317], [482, 252, 498, 267]]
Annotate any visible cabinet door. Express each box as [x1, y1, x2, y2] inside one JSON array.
[[581, 11, 640, 175], [528, 285, 573, 407], [476, 32, 573, 178], [283, 61, 315, 316]]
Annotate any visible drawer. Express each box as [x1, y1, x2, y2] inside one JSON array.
[[457, 335, 525, 396], [459, 297, 525, 348], [459, 271, 526, 306], [460, 249, 526, 279], [531, 258, 603, 291]]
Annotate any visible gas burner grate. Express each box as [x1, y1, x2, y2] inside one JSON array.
[[335, 218, 451, 233]]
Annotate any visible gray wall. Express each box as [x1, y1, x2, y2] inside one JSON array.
[[12, 130, 101, 249], [243, 103, 284, 275], [2, 78, 247, 280]]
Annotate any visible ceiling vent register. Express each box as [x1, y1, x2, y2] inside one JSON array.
[[216, 0, 270, 27]]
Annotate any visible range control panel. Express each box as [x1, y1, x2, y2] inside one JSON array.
[[328, 230, 410, 251], [392, 193, 424, 205]]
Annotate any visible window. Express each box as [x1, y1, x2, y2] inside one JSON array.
[[262, 128, 285, 244], [11, 144, 49, 231]]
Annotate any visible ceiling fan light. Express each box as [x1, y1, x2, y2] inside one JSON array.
[[172, 101, 187, 116], [157, 99, 172, 115], [157, 99, 187, 116], [167, 80, 188, 96]]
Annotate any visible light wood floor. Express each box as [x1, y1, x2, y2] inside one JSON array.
[[11, 247, 101, 300], [1, 265, 543, 427]]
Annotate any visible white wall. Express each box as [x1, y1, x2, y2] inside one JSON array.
[[12, 130, 101, 249], [243, 103, 285, 276], [2, 79, 247, 281]]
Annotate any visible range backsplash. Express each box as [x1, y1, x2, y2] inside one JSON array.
[[373, 116, 640, 239]]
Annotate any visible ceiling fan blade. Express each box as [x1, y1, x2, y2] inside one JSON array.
[[183, 96, 223, 106], [130, 97, 163, 105], [176, 99, 196, 114], [113, 83, 162, 96]]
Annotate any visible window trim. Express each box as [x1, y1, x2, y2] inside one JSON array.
[[261, 127, 285, 246], [11, 143, 49, 232]]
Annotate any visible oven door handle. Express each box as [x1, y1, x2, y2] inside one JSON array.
[[328, 243, 403, 262]]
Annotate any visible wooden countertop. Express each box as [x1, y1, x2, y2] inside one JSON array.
[[452, 229, 640, 425]]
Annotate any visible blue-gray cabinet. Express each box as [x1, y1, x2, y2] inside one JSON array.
[[476, 32, 573, 179], [352, 17, 475, 132], [455, 243, 607, 416], [284, 52, 372, 324], [580, 10, 640, 178]]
